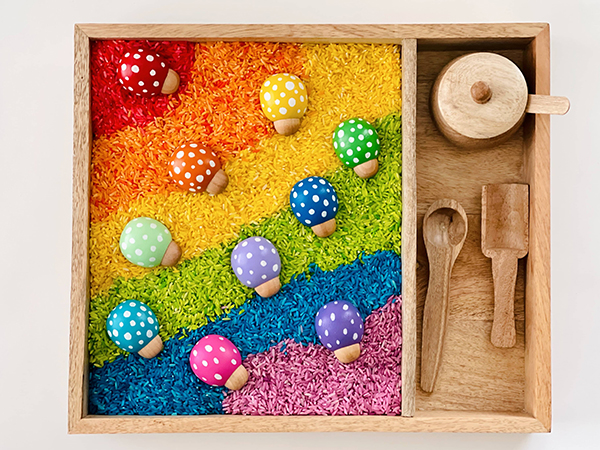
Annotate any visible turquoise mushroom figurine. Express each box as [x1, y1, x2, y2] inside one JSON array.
[[290, 176, 338, 238], [332, 118, 381, 179], [106, 300, 163, 358], [119, 217, 181, 267]]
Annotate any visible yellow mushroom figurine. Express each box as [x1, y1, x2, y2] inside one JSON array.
[[260, 73, 308, 135]]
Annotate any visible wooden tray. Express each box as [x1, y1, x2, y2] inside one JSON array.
[[69, 23, 552, 434]]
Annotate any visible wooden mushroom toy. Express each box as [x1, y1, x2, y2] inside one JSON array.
[[119, 217, 181, 267], [169, 143, 228, 195], [315, 300, 364, 363], [231, 236, 281, 298], [190, 335, 248, 390], [332, 118, 381, 178], [106, 300, 162, 358], [260, 73, 308, 135], [290, 176, 338, 238], [431, 52, 570, 149], [118, 48, 180, 97]]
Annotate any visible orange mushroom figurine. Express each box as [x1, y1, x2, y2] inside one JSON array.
[[169, 143, 229, 195]]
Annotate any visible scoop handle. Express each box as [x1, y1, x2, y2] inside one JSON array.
[[526, 94, 570, 115], [421, 248, 453, 393], [490, 251, 519, 348]]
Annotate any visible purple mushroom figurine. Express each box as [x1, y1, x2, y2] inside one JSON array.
[[231, 236, 282, 298], [315, 300, 364, 363]]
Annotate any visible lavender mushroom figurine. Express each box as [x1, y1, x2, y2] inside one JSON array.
[[231, 236, 282, 298], [315, 300, 364, 363]]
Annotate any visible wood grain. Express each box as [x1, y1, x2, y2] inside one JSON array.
[[400, 38, 417, 417], [76, 23, 548, 42], [522, 24, 552, 432], [415, 48, 530, 414], [526, 94, 570, 115], [68, 24, 92, 433], [70, 411, 547, 434]]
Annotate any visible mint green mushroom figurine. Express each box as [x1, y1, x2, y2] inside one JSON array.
[[332, 118, 381, 179], [119, 217, 181, 267]]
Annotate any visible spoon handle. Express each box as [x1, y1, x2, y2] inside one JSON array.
[[421, 248, 453, 393], [490, 252, 519, 348]]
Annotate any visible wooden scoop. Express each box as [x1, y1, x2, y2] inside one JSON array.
[[421, 199, 468, 393], [481, 184, 529, 348]]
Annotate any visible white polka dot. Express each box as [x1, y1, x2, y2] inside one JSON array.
[[146, 54, 154, 62], [330, 313, 336, 321], [367, 142, 373, 148], [279, 107, 287, 115], [343, 328, 348, 335], [130, 320, 136, 326], [193, 350, 198, 357], [246, 252, 253, 259], [323, 199, 329, 207], [237, 267, 243, 275], [213, 357, 220, 364], [351, 319, 354, 324], [123, 311, 131, 318], [196, 175, 204, 183], [318, 319, 322, 326], [129, 237, 135, 244], [214, 374, 222, 380], [325, 330, 329, 336], [285, 81, 295, 90], [131, 65, 139, 73], [353, 158, 360, 163], [321, 211, 327, 218], [135, 249, 142, 256], [308, 209, 315, 215], [202, 360, 208, 367], [353, 333, 359, 340], [347, 149, 353, 156], [273, 264, 278, 272], [124, 332, 132, 340], [288, 97, 296, 107], [338, 130, 344, 138], [209, 160, 216, 168], [280, 92, 286, 98], [300, 95, 305, 102], [242, 241, 248, 247], [327, 343, 332, 348], [299, 82, 305, 90], [264, 92, 271, 101], [150, 69, 156, 76], [359, 135, 364, 141], [351, 128, 355, 132], [366, 152, 371, 158], [148, 317, 154, 325], [205, 345, 213, 352], [138, 80, 144, 87], [231, 359, 237, 365], [272, 84, 278, 91], [312, 195, 319, 202], [261, 274, 267, 279], [193, 363, 198, 370], [150, 223, 157, 229], [184, 172, 191, 179], [157, 235, 163, 242], [146, 330, 153, 338], [260, 260, 267, 267], [334, 142, 338, 149], [142, 235, 148, 241], [264, 80, 270, 87], [133, 53, 141, 59], [113, 329, 118, 337], [206, 169, 211, 176], [151, 246, 156, 252]]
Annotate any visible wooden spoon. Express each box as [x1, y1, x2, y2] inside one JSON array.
[[421, 199, 468, 393], [481, 184, 529, 348]]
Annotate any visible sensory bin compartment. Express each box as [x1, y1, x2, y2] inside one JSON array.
[[70, 23, 553, 433]]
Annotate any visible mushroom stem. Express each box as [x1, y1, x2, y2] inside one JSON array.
[[161, 69, 180, 95], [334, 343, 361, 364], [254, 276, 281, 298], [161, 240, 182, 266], [225, 365, 249, 390], [311, 218, 336, 238], [138, 335, 163, 359], [273, 118, 301, 136], [470, 81, 492, 104], [205, 169, 229, 195], [353, 159, 379, 179]]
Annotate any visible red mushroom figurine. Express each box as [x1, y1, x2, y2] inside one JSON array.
[[118, 48, 180, 97]]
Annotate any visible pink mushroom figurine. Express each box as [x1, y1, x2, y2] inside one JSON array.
[[117, 48, 180, 97], [189, 335, 248, 390], [315, 300, 364, 363], [231, 236, 281, 298]]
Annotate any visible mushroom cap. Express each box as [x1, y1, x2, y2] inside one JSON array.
[[332, 118, 381, 168], [106, 300, 160, 353], [260, 73, 308, 122], [230, 236, 281, 288], [117, 48, 169, 97], [315, 300, 364, 351], [119, 217, 173, 267], [289, 176, 338, 227], [169, 143, 222, 193], [189, 335, 243, 387]]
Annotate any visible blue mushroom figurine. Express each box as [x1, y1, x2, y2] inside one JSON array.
[[106, 300, 163, 358], [289, 176, 338, 237]]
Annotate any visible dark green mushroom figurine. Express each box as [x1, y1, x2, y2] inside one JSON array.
[[332, 118, 381, 179]]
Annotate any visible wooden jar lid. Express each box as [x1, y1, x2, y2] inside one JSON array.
[[431, 52, 529, 147]]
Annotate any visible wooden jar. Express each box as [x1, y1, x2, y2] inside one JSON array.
[[431, 52, 569, 149]]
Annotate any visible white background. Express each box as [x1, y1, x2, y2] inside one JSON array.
[[1, 0, 599, 448]]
